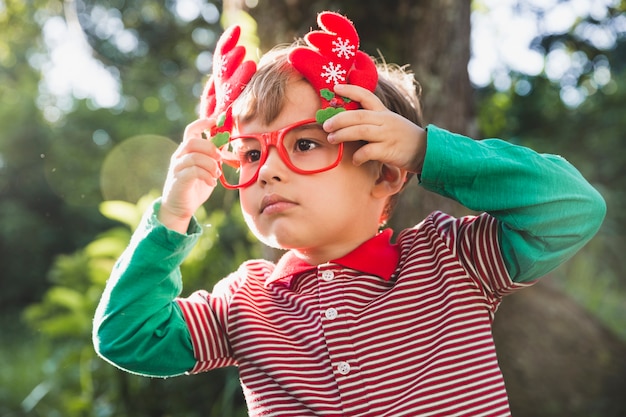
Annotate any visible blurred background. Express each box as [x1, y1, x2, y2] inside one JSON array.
[[1, 0, 625, 416]]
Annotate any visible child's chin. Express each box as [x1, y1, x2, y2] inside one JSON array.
[[245, 219, 292, 250], [261, 237, 284, 250], [248, 228, 284, 250], [257, 232, 301, 253]]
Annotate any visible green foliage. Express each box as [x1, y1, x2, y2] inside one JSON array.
[[0, 0, 109, 308], [0, 0, 225, 309], [18, 193, 254, 416]]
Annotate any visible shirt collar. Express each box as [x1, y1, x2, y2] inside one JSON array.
[[265, 229, 399, 287]]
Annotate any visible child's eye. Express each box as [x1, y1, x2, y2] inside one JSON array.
[[241, 149, 261, 164], [229, 138, 262, 165], [294, 138, 321, 152]]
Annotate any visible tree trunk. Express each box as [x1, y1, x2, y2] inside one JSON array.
[[493, 279, 626, 417]]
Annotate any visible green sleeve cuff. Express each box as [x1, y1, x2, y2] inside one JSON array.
[[420, 124, 477, 197], [136, 198, 203, 250]]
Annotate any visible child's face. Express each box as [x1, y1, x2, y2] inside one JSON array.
[[237, 78, 385, 263]]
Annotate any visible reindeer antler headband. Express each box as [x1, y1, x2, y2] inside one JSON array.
[[200, 11, 378, 146], [200, 25, 257, 146], [289, 12, 379, 123]]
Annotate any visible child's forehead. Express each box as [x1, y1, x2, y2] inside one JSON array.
[[235, 77, 320, 132]]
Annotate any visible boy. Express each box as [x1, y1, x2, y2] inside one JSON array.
[[93, 12, 606, 417]]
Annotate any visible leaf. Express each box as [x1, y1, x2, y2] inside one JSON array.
[[320, 88, 335, 100], [99, 200, 142, 229], [211, 131, 230, 148], [216, 112, 227, 128], [85, 228, 131, 259], [316, 107, 345, 124], [46, 287, 85, 312]]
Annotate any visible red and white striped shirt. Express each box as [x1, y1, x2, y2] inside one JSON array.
[[176, 211, 533, 416]]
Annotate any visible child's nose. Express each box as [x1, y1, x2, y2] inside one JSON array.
[[258, 147, 287, 184]]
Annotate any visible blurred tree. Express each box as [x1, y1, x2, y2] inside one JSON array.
[[0, 0, 115, 309], [0, 0, 223, 309], [1, 1, 251, 413], [476, 0, 626, 338], [478, 2, 626, 416]]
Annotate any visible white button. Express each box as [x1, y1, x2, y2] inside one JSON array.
[[321, 270, 335, 281], [337, 361, 351, 375], [325, 308, 338, 320]]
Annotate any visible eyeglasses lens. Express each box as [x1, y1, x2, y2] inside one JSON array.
[[219, 122, 341, 188]]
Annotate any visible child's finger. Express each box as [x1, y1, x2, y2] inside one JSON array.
[[326, 118, 380, 144], [174, 151, 222, 179], [350, 142, 378, 166], [173, 137, 221, 162], [333, 83, 387, 111], [322, 103, 381, 134], [183, 118, 216, 142]]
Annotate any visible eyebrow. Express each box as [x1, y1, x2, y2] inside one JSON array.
[[289, 123, 326, 134], [235, 121, 323, 136]]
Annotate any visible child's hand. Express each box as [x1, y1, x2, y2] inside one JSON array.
[[159, 118, 222, 233], [322, 83, 426, 173]]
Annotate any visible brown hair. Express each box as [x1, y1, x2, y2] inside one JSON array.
[[232, 44, 423, 224]]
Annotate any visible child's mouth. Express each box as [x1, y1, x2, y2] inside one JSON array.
[[260, 194, 297, 214]]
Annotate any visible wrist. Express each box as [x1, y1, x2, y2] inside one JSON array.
[[409, 126, 427, 174], [157, 202, 193, 234]]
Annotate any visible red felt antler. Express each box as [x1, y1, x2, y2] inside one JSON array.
[[200, 25, 257, 146], [288, 12, 378, 123]]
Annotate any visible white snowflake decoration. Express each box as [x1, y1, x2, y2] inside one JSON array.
[[218, 82, 232, 108], [332, 37, 356, 60], [215, 55, 228, 78], [320, 62, 347, 85]]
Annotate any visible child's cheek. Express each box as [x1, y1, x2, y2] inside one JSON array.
[[238, 190, 254, 215]]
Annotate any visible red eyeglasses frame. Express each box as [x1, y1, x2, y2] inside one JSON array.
[[218, 118, 344, 189]]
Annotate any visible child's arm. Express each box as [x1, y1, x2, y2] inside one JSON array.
[[419, 126, 606, 282], [93, 201, 200, 376], [94, 118, 231, 376], [324, 84, 606, 283]]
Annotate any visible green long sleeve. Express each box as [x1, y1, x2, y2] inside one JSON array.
[[93, 200, 199, 377], [420, 125, 606, 282]]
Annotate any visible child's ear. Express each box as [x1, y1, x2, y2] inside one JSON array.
[[372, 163, 407, 198]]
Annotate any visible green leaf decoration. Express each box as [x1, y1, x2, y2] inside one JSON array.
[[320, 88, 335, 100], [216, 112, 227, 128], [316, 107, 345, 124], [211, 131, 230, 147]]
